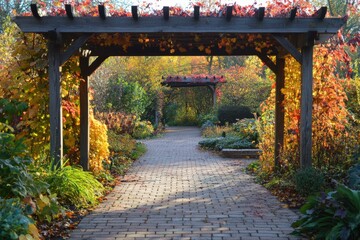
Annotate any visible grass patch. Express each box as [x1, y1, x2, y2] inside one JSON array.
[[44, 165, 105, 209]]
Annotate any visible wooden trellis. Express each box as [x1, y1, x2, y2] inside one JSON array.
[[162, 75, 226, 107], [14, 4, 345, 170]]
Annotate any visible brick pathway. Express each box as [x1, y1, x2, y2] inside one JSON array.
[[70, 127, 301, 240]]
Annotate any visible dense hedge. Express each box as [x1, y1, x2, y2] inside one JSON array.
[[217, 105, 253, 125]]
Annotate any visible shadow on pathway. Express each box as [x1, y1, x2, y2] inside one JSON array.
[[70, 127, 302, 240]]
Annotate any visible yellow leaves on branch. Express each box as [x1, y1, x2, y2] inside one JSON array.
[[89, 115, 110, 172], [259, 46, 352, 172]]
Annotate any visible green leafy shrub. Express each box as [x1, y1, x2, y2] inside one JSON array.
[[132, 120, 154, 139], [225, 139, 253, 150], [0, 98, 28, 132], [217, 105, 253, 125], [292, 184, 360, 239], [130, 142, 147, 160], [198, 112, 218, 126], [0, 198, 35, 240], [199, 136, 255, 151], [201, 120, 215, 131], [0, 132, 26, 158], [348, 163, 360, 190], [108, 131, 136, 155], [198, 137, 223, 150], [0, 133, 47, 199], [45, 165, 105, 208], [232, 118, 259, 143], [294, 167, 324, 196], [246, 160, 261, 174], [106, 131, 146, 175]]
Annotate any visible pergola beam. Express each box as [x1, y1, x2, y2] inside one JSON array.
[[256, 54, 277, 73], [30, 4, 41, 19], [87, 56, 109, 76], [65, 4, 75, 19], [15, 16, 345, 36], [60, 34, 91, 65], [194, 6, 200, 20], [256, 7, 265, 21], [289, 8, 297, 21], [314, 7, 327, 20], [132, 6, 138, 21], [98, 5, 106, 20], [226, 6, 233, 21], [272, 34, 302, 63], [89, 46, 278, 57], [163, 6, 169, 20]]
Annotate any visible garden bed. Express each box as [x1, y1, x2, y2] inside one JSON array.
[[221, 148, 261, 158]]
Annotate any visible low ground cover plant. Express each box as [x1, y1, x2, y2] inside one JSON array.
[[199, 136, 255, 151], [200, 118, 259, 151], [292, 184, 360, 239]]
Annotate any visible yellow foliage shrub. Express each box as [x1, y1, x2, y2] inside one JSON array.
[[89, 115, 110, 172], [258, 46, 354, 173]]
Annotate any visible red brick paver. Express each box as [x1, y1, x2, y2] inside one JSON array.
[[70, 127, 302, 240]]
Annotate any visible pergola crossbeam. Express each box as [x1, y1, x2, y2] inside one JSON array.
[[60, 34, 91, 66], [314, 7, 327, 20], [15, 17, 345, 35], [272, 34, 302, 63], [98, 5, 106, 20], [87, 55, 109, 76], [163, 7, 169, 20], [194, 6, 200, 20], [30, 4, 41, 19], [256, 7, 265, 21], [226, 6, 233, 21], [132, 6, 138, 21], [289, 8, 297, 21], [256, 54, 277, 73], [65, 4, 75, 19]]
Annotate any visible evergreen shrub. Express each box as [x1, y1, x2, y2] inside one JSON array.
[[217, 105, 253, 125], [294, 167, 324, 196]]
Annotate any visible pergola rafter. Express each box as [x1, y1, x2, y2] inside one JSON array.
[[14, 4, 346, 171]]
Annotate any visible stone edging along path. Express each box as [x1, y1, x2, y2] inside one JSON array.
[[70, 127, 302, 240]]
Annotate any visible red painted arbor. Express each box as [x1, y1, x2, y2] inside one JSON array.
[[14, 4, 345, 170]]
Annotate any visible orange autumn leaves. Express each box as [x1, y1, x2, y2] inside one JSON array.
[[259, 46, 353, 172]]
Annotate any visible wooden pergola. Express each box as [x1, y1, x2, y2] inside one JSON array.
[[14, 4, 345, 170], [162, 75, 226, 107]]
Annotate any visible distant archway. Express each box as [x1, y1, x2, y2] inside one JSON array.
[[162, 75, 226, 108]]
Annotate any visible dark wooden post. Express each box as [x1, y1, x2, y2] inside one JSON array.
[[48, 40, 63, 169], [80, 56, 90, 171], [212, 86, 217, 108], [275, 56, 285, 169], [300, 37, 314, 168], [208, 85, 216, 108]]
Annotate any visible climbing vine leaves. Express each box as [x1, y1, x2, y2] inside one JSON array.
[[258, 45, 355, 172]]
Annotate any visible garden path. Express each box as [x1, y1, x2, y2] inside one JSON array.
[[70, 127, 301, 240]]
